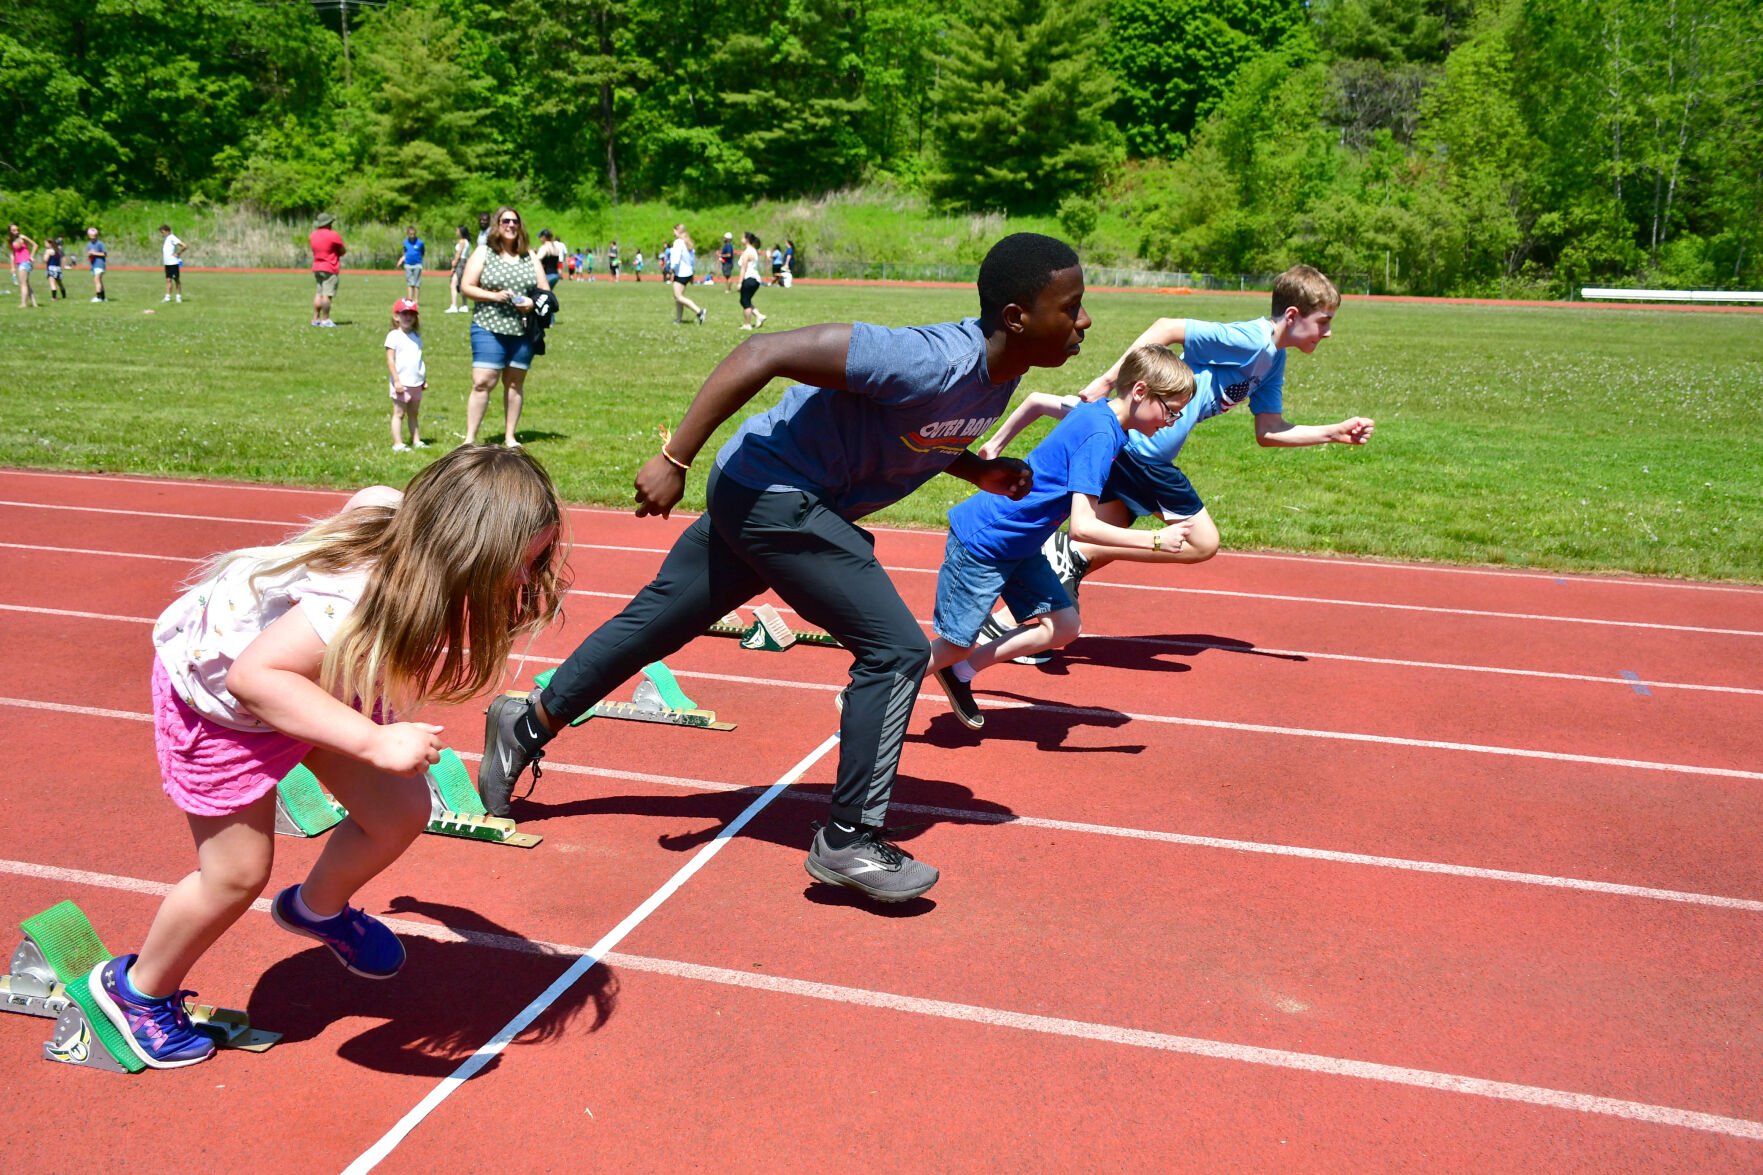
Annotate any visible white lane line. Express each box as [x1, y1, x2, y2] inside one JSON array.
[[0, 603, 156, 624], [4, 856, 1759, 1143], [13, 468, 1760, 596], [2, 693, 1754, 912], [4, 515, 1754, 637], [341, 733, 838, 1172], [0, 541, 189, 563]]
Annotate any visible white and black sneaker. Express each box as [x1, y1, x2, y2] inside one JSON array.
[[805, 823, 938, 902], [1042, 528, 1089, 603], [478, 690, 544, 817]]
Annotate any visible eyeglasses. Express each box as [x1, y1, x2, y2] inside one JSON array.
[[1152, 395, 1183, 424], [499, 217, 521, 225]]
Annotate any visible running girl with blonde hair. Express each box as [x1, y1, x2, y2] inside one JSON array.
[[91, 445, 569, 1069]]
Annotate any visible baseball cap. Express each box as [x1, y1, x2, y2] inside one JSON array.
[[724, 231, 733, 239], [393, 298, 419, 314]]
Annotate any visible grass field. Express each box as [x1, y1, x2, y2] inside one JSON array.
[[3, 269, 1760, 581]]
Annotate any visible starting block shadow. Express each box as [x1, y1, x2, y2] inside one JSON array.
[[1, 900, 277, 1073]]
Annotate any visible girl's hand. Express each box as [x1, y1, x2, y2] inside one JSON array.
[[367, 722, 445, 775]]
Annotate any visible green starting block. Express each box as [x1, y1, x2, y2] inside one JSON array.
[[1, 900, 278, 1073], [706, 604, 842, 652], [274, 748, 542, 849], [531, 660, 735, 731]]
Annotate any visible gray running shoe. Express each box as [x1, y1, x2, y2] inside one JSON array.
[[933, 667, 984, 729], [978, 612, 1052, 667], [805, 824, 938, 902], [479, 690, 543, 817]]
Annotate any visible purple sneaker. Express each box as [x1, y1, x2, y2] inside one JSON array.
[[271, 885, 406, 979], [89, 955, 216, 1069]]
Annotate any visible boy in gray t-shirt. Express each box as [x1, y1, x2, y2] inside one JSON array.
[[479, 233, 1093, 903]]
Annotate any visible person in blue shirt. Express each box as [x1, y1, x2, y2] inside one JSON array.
[[401, 227, 426, 302], [477, 233, 1090, 903], [925, 345, 1196, 728], [978, 264, 1374, 660]]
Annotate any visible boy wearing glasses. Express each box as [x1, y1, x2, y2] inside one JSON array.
[[924, 345, 1197, 729]]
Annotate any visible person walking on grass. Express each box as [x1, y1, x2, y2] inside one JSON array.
[[976, 264, 1374, 664], [10, 224, 39, 308], [159, 224, 185, 303], [86, 226, 108, 302], [666, 224, 705, 325], [607, 239, 620, 281], [736, 231, 767, 331], [384, 298, 428, 452], [461, 204, 549, 447], [401, 225, 426, 303], [43, 236, 68, 301], [309, 213, 346, 328], [447, 226, 471, 313], [89, 446, 568, 1069], [924, 345, 1196, 730], [476, 233, 1091, 904], [535, 229, 566, 289]]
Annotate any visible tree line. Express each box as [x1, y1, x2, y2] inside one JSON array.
[[1, 0, 1757, 294]]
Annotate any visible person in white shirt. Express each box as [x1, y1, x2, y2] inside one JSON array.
[[159, 224, 185, 303], [383, 299, 427, 451], [666, 223, 706, 325]]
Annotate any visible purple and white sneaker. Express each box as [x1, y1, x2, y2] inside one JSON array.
[[271, 885, 405, 979], [89, 955, 216, 1069]]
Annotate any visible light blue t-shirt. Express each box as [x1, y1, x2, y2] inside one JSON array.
[[715, 318, 1017, 521], [402, 237, 425, 265], [950, 398, 1124, 560], [1127, 317, 1286, 465]]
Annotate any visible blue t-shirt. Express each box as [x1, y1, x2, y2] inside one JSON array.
[[715, 318, 1016, 521], [1127, 317, 1286, 466], [403, 238, 425, 265], [950, 398, 1125, 560], [89, 239, 107, 267]]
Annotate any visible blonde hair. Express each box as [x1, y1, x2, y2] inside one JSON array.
[[1271, 265, 1340, 317], [200, 446, 569, 714], [1116, 344, 1196, 410]]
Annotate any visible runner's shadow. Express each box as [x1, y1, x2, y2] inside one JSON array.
[[247, 896, 614, 1077], [1033, 632, 1307, 676], [914, 698, 1142, 754]]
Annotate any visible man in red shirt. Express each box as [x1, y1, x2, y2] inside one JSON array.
[[309, 213, 347, 327]]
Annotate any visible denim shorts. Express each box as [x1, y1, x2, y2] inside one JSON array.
[[470, 322, 533, 371], [932, 531, 1072, 648], [1101, 447, 1206, 521]]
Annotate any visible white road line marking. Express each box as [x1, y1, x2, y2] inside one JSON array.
[[3, 856, 1758, 1143]]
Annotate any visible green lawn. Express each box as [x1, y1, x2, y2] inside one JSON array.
[[4, 270, 1760, 581]]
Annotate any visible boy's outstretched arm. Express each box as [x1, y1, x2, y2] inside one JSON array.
[[1076, 317, 1190, 401], [1252, 412, 1376, 448], [976, 392, 1074, 460], [634, 324, 855, 517], [1067, 494, 1191, 556]]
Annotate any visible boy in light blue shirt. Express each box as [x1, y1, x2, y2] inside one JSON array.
[[925, 345, 1196, 729]]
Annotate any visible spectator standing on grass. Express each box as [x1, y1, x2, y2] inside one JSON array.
[[474, 233, 1088, 904], [447, 226, 471, 313], [608, 239, 620, 281], [86, 227, 108, 302], [633, 248, 644, 281], [475, 210, 492, 248], [160, 224, 185, 303], [768, 243, 784, 285], [10, 224, 39, 308], [535, 229, 565, 289], [584, 244, 595, 281], [309, 213, 346, 328], [43, 236, 68, 301], [666, 224, 705, 324], [461, 204, 549, 447], [781, 238, 795, 287], [659, 239, 673, 283], [384, 298, 428, 452], [401, 226, 425, 303], [736, 231, 767, 331], [719, 232, 736, 291]]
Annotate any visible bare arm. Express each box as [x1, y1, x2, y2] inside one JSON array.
[[1252, 412, 1375, 448], [1076, 317, 1190, 401], [976, 392, 1074, 460], [226, 609, 442, 775], [633, 324, 856, 517], [1067, 493, 1191, 554], [385, 347, 401, 385]]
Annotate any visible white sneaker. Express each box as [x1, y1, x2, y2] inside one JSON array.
[[162, 295, 171, 302], [392, 443, 412, 452], [755, 313, 767, 327], [175, 295, 182, 303], [91, 296, 102, 303], [740, 324, 754, 330]]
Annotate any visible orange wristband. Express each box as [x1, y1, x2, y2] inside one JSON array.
[[661, 444, 691, 472]]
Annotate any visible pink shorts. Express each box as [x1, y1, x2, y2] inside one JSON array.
[[389, 382, 425, 404], [151, 658, 312, 817]]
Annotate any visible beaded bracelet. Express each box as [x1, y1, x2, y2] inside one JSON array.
[[661, 444, 691, 472]]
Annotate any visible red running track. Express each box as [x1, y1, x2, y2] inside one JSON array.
[[2, 467, 1761, 1172]]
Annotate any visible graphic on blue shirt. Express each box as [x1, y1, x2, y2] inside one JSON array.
[[950, 398, 1125, 561], [1127, 317, 1286, 466], [715, 318, 1016, 521]]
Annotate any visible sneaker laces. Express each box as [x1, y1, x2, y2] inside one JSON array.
[[135, 989, 201, 1044], [516, 749, 544, 801]]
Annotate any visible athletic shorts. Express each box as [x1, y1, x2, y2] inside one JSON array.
[[1100, 447, 1205, 521], [314, 270, 340, 297], [164, 264, 180, 280], [673, 274, 693, 288], [90, 259, 106, 272], [389, 381, 425, 404], [470, 322, 533, 371], [931, 532, 1071, 648], [739, 277, 760, 309], [404, 263, 424, 286], [721, 259, 734, 276], [46, 265, 61, 279]]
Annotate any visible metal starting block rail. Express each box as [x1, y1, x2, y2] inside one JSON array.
[[706, 604, 842, 652], [531, 661, 735, 731], [2, 900, 278, 1072], [275, 749, 543, 848]]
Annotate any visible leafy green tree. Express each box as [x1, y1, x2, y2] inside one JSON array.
[[928, 0, 1122, 212]]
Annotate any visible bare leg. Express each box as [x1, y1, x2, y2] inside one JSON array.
[[466, 366, 499, 443], [295, 747, 430, 917], [391, 403, 406, 447], [501, 369, 526, 446]]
